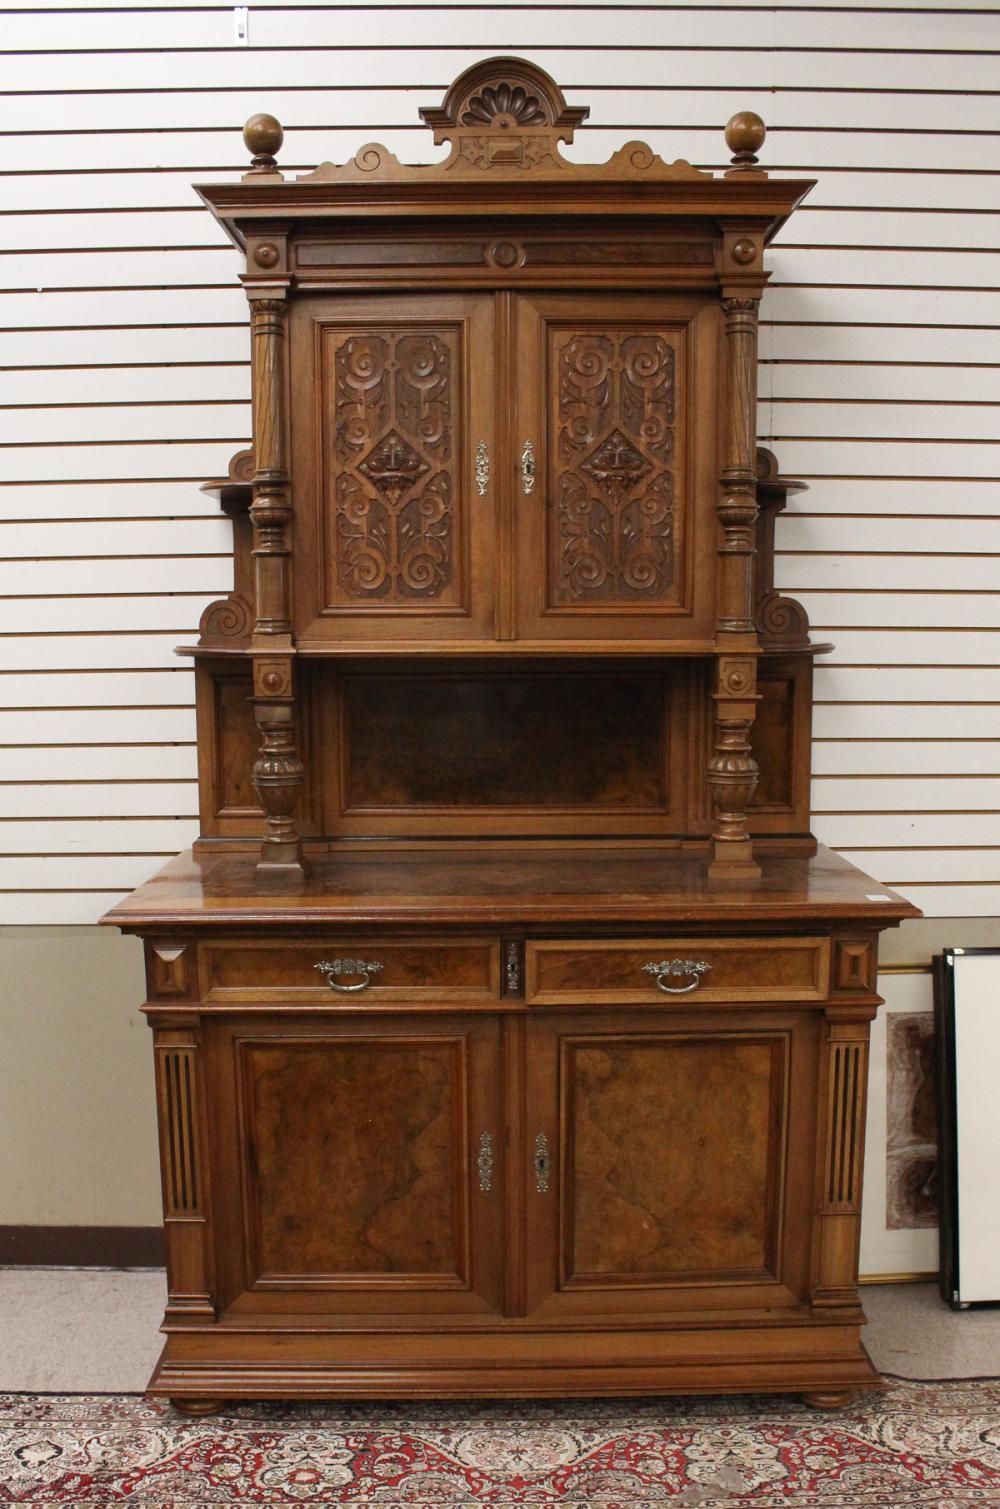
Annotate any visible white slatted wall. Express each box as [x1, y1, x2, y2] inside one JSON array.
[[1, 0, 998, 923]]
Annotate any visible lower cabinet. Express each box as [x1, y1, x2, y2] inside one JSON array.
[[146, 929, 882, 1404], [203, 1004, 819, 1326]]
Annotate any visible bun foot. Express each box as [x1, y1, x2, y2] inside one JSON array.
[[169, 1397, 225, 1417], [801, 1390, 854, 1411]]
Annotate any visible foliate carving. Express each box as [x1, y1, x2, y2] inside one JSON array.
[[553, 331, 677, 605], [332, 329, 456, 603]]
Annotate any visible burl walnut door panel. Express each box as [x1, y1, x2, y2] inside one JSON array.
[[512, 293, 719, 643], [206, 1014, 503, 1316], [524, 1011, 820, 1319], [291, 294, 497, 643]]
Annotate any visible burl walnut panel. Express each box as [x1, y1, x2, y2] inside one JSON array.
[[525, 936, 829, 1005], [240, 1036, 467, 1280], [564, 1035, 784, 1280], [343, 671, 667, 809]]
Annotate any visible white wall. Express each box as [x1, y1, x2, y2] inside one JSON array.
[[1, 0, 999, 922]]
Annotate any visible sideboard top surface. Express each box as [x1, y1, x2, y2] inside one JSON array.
[[103, 844, 918, 931]]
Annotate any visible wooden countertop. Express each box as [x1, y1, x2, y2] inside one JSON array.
[[102, 844, 920, 931]]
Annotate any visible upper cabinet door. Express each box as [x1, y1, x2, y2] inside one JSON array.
[[512, 294, 719, 646], [292, 294, 497, 645]]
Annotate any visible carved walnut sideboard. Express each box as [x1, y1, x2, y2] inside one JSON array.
[[104, 58, 919, 1412]]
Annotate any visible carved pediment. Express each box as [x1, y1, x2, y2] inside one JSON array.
[[296, 57, 712, 185]]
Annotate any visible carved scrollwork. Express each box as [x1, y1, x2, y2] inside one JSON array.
[[757, 590, 811, 648], [553, 330, 677, 605], [198, 592, 253, 647], [332, 329, 455, 603]]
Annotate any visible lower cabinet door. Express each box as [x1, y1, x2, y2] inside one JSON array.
[[205, 1013, 504, 1317], [523, 1010, 821, 1319]]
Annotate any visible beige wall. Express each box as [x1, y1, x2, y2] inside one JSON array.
[[1, 927, 161, 1226], [3, 915, 999, 1229]]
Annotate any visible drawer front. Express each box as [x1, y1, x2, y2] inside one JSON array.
[[202, 937, 500, 1002], [525, 936, 829, 1005]]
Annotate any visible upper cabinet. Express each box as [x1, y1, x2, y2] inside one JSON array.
[[290, 289, 717, 646]]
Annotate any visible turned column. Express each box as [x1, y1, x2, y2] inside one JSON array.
[[247, 286, 305, 875], [707, 287, 763, 883]]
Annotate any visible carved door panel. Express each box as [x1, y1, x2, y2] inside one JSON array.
[[511, 294, 719, 644], [523, 1010, 819, 1320], [291, 294, 497, 643], [207, 1014, 504, 1317]]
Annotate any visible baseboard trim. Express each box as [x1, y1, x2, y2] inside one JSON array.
[[0, 1225, 165, 1268], [859, 1270, 938, 1285]]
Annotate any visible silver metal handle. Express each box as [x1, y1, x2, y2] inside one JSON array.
[[533, 1131, 551, 1193], [475, 440, 490, 497], [641, 958, 712, 995], [477, 1131, 494, 1193], [521, 438, 536, 496], [314, 958, 384, 993]]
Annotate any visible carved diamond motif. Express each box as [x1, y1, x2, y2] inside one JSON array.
[[580, 428, 652, 498], [357, 429, 429, 504]]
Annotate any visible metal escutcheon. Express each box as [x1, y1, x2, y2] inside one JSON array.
[[475, 440, 490, 497], [477, 1131, 494, 1193], [641, 958, 713, 995], [533, 1131, 551, 1193], [521, 438, 536, 495], [314, 958, 384, 993]]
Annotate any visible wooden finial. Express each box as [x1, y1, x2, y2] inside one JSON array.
[[725, 111, 766, 174], [243, 113, 284, 176]]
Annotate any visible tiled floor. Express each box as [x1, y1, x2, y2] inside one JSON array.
[[1, 1269, 998, 1393]]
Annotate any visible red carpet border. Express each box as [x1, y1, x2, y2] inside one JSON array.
[[2, 1379, 999, 1505]]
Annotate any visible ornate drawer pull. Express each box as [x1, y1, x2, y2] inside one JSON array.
[[521, 438, 536, 495], [477, 1131, 494, 1193], [533, 1131, 551, 1193], [314, 958, 384, 993], [475, 440, 490, 497], [641, 958, 713, 995]]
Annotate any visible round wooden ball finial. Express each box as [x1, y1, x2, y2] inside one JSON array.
[[725, 110, 766, 171], [243, 112, 284, 174]]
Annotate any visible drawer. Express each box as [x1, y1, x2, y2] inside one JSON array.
[[202, 937, 500, 1002], [524, 936, 829, 1005]]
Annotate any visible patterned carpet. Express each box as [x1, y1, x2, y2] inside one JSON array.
[[2, 1381, 999, 1506]]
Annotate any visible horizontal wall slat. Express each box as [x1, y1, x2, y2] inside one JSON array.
[[0, 596, 215, 634], [813, 777, 1000, 811], [889, 884, 1000, 918], [776, 518, 1000, 553], [0, 633, 197, 672], [0, 745, 197, 780], [799, 594, 1000, 631], [0, 855, 188, 888], [0, 369, 250, 409], [0, 782, 197, 817], [813, 705, 1000, 739], [0, 671, 195, 707], [815, 667, 1000, 701], [0, 519, 232, 557], [837, 848, 1000, 884], [0, 708, 195, 743], [766, 369, 1000, 406], [0, 560, 229, 594], [764, 403, 1000, 443], [779, 557, 1000, 592], [0, 481, 235, 522], [0, 328, 248, 368], [3, 46, 999, 95], [5, 8, 997, 54], [815, 813, 1000, 847], [0, 817, 200, 853], [0, 893, 130, 924], [0, 403, 251, 445], [813, 741, 1000, 776], [777, 480, 1000, 519], [761, 326, 1000, 364]]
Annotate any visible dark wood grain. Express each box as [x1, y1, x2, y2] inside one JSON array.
[[566, 1035, 781, 1279], [106, 56, 917, 1410]]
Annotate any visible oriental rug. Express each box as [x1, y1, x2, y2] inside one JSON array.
[[2, 1379, 999, 1506]]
